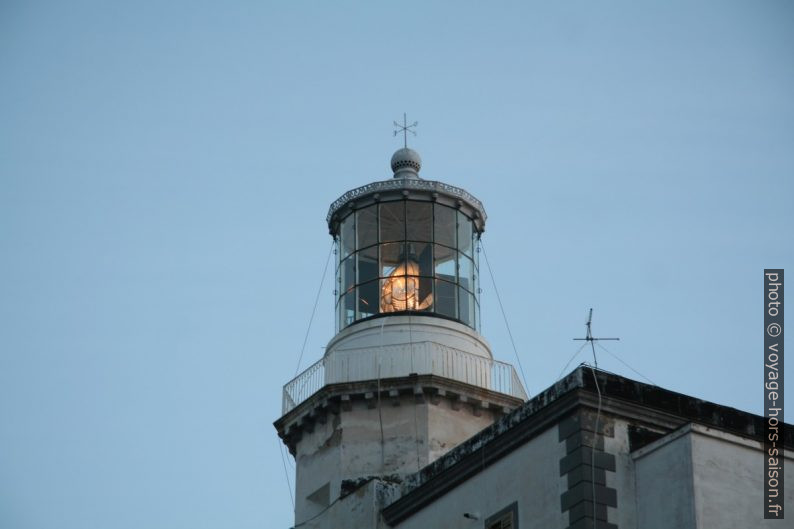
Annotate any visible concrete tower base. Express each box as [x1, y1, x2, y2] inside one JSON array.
[[275, 375, 523, 524]]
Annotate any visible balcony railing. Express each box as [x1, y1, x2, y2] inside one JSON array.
[[282, 342, 528, 414]]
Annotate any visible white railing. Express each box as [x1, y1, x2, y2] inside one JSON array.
[[282, 343, 528, 414]]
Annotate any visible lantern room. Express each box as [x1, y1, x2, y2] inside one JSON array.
[[327, 147, 487, 332]]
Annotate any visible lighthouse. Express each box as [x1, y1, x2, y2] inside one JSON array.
[[275, 144, 527, 527]]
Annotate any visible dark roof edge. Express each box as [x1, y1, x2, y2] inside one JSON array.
[[578, 366, 793, 447]]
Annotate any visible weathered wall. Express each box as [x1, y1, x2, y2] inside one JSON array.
[[425, 396, 498, 464], [633, 427, 697, 529], [294, 413, 342, 523], [293, 393, 500, 527], [392, 425, 567, 529], [385, 414, 793, 529], [690, 425, 793, 528], [634, 423, 794, 529], [610, 419, 642, 529], [293, 479, 394, 529]]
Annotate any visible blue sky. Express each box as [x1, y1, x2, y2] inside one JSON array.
[[1, 1, 792, 528]]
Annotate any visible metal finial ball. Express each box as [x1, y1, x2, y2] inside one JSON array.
[[390, 147, 422, 175]]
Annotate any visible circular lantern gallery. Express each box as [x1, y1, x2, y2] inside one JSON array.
[[327, 148, 486, 332]]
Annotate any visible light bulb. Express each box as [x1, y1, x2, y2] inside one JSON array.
[[380, 260, 433, 312]]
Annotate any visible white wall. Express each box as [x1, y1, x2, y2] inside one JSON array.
[[293, 395, 499, 527], [690, 425, 792, 528], [393, 425, 568, 529], [610, 419, 641, 529], [633, 427, 697, 529], [634, 423, 793, 529]]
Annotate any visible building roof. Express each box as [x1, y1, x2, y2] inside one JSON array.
[[382, 365, 794, 525]]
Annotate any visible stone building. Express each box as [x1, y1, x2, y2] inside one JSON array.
[[274, 147, 793, 528]]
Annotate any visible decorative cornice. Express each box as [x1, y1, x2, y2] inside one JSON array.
[[326, 178, 487, 234], [274, 374, 525, 457]]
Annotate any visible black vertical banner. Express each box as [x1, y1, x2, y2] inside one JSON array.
[[764, 269, 784, 519]]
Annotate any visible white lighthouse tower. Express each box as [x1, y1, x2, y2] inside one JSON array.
[[275, 144, 527, 527]]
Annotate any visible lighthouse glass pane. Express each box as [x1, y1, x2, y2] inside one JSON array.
[[406, 202, 432, 242], [340, 215, 355, 258], [380, 202, 405, 243], [357, 205, 378, 250], [357, 246, 378, 284], [459, 254, 474, 293], [413, 242, 433, 278], [434, 244, 456, 282], [434, 204, 456, 248], [418, 276, 433, 312], [340, 291, 355, 327], [473, 264, 479, 302], [404, 243, 433, 313], [335, 246, 341, 296], [380, 243, 405, 278], [435, 279, 457, 319], [341, 256, 355, 297], [458, 212, 473, 256], [357, 280, 379, 319], [459, 286, 474, 327]]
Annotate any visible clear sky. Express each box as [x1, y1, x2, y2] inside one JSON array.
[[1, 1, 792, 528]]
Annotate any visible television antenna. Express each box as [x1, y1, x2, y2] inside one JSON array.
[[573, 308, 620, 369], [572, 309, 619, 529]]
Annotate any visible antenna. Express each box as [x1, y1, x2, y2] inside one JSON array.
[[573, 309, 618, 529], [573, 308, 619, 369], [393, 112, 418, 148]]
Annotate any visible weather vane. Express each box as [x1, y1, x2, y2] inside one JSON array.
[[393, 113, 418, 148]]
